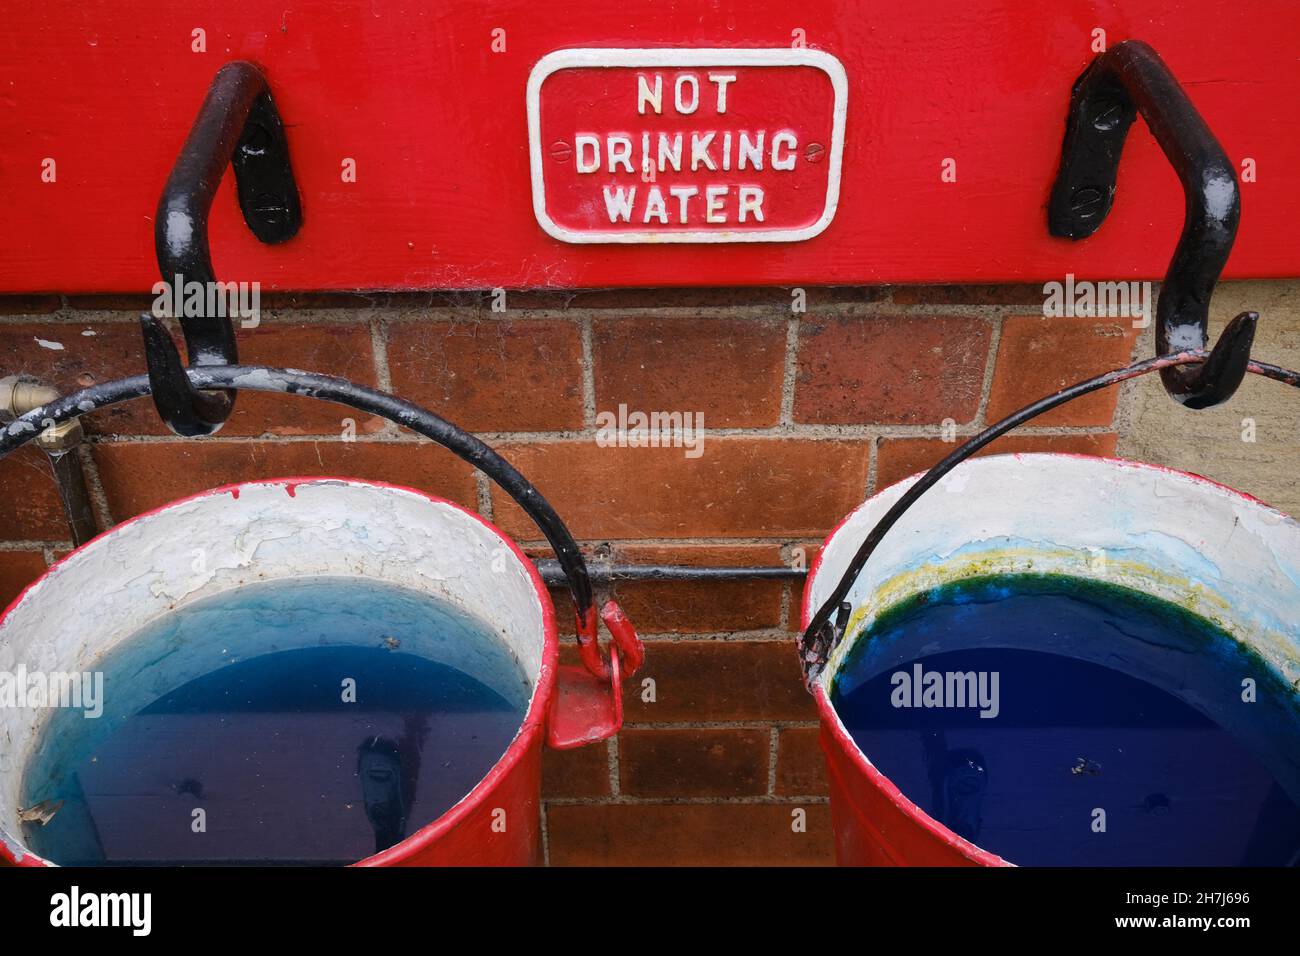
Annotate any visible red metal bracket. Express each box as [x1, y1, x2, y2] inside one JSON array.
[[547, 600, 644, 749]]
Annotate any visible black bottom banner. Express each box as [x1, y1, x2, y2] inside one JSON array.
[[1, 865, 1287, 942]]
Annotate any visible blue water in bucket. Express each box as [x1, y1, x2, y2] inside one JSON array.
[[832, 574, 1300, 866], [19, 577, 531, 865]]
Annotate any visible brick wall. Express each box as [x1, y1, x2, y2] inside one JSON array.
[[2, 281, 1295, 865]]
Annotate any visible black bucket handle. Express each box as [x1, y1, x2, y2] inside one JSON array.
[[0, 363, 642, 682], [798, 352, 1300, 689]]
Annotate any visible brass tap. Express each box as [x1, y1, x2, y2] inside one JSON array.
[[0, 375, 84, 451]]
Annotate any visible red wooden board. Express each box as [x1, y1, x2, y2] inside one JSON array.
[[1, 0, 1298, 291]]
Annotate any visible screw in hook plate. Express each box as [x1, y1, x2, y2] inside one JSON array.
[[1091, 99, 1125, 131], [1069, 186, 1106, 221], [252, 193, 289, 225], [240, 122, 272, 157]]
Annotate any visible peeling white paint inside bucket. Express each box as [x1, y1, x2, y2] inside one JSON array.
[[0, 480, 548, 865], [810, 454, 1300, 866]]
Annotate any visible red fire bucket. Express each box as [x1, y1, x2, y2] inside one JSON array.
[[0, 477, 638, 867], [801, 453, 1300, 866]]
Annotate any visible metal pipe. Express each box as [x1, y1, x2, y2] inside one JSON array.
[[536, 560, 806, 586], [44, 446, 97, 547], [0, 374, 97, 547]]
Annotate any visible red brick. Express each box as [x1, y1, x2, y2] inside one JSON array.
[[890, 284, 1045, 306], [258, 292, 429, 310], [592, 316, 785, 427], [0, 321, 380, 437], [775, 727, 828, 796], [92, 441, 477, 520], [795, 315, 991, 424], [542, 741, 611, 799], [0, 550, 48, 607], [518, 287, 788, 309], [0, 448, 67, 539], [621, 640, 815, 724], [490, 438, 869, 540], [619, 728, 769, 798], [804, 287, 890, 306], [875, 433, 1118, 489], [607, 544, 786, 633], [546, 802, 833, 865], [523, 287, 884, 310], [0, 296, 61, 315], [231, 322, 381, 436], [987, 314, 1140, 426], [64, 295, 156, 312], [386, 319, 583, 432]]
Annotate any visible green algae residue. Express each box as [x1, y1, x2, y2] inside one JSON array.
[[831, 572, 1299, 719]]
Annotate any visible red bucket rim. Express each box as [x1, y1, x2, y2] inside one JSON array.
[[800, 451, 1294, 867]]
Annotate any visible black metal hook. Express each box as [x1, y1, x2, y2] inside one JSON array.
[[1048, 39, 1255, 409], [145, 61, 302, 436]]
